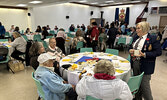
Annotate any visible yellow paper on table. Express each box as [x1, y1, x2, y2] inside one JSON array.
[[115, 69, 124, 73], [107, 54, 113, 56], [6, 45, 11, 48], [119, 60, 129, 63], [62, 59, 71, 62], [90, 52, 94, 54]]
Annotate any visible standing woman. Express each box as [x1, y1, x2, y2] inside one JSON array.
[[129, 21, 162, 100], [29, 42, 45, 70], [9, 32, 27, 62], [42, 26, 49, 40], [0, 22, 6, 39], [35, 25, 42, 33]]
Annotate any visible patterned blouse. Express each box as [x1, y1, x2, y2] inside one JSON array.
[[71, 36, 86, 49], [46, 46, 65, 62]]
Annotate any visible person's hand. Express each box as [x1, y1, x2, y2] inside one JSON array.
[[8, 39, 12, 43], [71, 85, 75, 90], [135, 50, 145, 57], [86, 73, 92, 76], [57, 63, 59, 68], [63, 81, 68, 84], [129, 49, 134, 54]]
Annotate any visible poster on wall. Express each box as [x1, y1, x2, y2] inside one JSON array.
[[115, 7, 130, 24]]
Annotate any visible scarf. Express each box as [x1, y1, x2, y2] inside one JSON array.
[[94, 73, 116, 80]]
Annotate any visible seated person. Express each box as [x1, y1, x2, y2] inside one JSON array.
[[35, 53, 77, 100], [76, 60, 133, 100], [46, 37, 65, 75], [71, 29, 86, 53], [56, 30, 66, 40], [29, 42, 45, 70], [9, 32, 27, 62]]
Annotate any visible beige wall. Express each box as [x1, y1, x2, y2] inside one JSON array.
[[0, 8, 29, 32]]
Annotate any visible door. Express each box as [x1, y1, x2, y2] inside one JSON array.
[[159, 16, 167, 33]]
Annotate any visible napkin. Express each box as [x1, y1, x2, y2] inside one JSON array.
[[115, 69, 124, 73], [107, 54, 114, 56], [119, 60, 129, 63], [62, 59, 71, 62]]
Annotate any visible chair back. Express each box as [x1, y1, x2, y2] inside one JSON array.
[[0, 39, 8, 42], [128, 38, 133, 45], [5, 32, 10, 37], [22, 35, 28, 41], [86, 95, 102, 100], [80, 48, 93, 52], [32, 72, 45, 99], [76, 41, 83, 50], [127, 72, 144, 95], [67, 33, 74, 38], [34, 34, 42, 42], [117, 37, 126, 45], [127, 32, 132, 36], [127, 54, 131, 62], [42, 41, 48, 49], [46, 36, 53, 39], [49, 30, 55, 35], [105, 49, 119, 56]]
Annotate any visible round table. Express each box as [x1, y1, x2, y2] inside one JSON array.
[[59, 52, 131, 85]]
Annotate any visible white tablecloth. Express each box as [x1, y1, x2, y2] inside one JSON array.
[[59, 52, 131, 85], [114, 35, 132, 46]]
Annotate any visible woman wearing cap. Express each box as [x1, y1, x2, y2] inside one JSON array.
[[35, 53, 77, 100], [76, 60, 132, 100]]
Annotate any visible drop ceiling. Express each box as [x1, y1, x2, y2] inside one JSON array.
[[0, 0, 159, 8]]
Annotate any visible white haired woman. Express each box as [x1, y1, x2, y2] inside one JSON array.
[[76, 60, 133, 100], [9, 32, 27, 62], [129, 21, 161, 100]]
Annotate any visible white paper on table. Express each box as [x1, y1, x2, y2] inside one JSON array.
[[67, 71, 79, 85]]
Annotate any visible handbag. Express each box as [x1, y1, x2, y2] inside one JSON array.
[[8, 59, 25, 72]]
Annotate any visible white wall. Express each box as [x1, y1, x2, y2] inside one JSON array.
[[146, 1, 167, 27], [0, 8, 29, 31], [31, 1, 167, 31], [33, 3, 100, 31], [101, 4, 146, 27]]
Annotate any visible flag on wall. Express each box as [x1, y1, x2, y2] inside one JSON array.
[[115, 7, 130, 24]]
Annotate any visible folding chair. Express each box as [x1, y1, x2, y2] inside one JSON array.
[[76, 41, 83, 50], [32, 72, 45, 100], [86, 95, 101, 100], [34, 34, 42, 42], [80, 48, 93, 53], [127, 72, 144, 95], [22, 35, 28, 41], [117, 37, 126, 53], [105, 49, 119, 56]]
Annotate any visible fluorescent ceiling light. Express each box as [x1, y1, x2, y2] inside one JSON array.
[[114, 2, 123, 4], [16, 4, 27, 7], [91, 2, 98, 4], [29, 1, 43, 4], [105, 0, 114, 3], [78, 0, 87, 3], [132, 1, 141, 3], [159, 0, 167, 2]]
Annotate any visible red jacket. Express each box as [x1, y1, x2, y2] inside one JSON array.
[[91, 26, 99, 41]]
